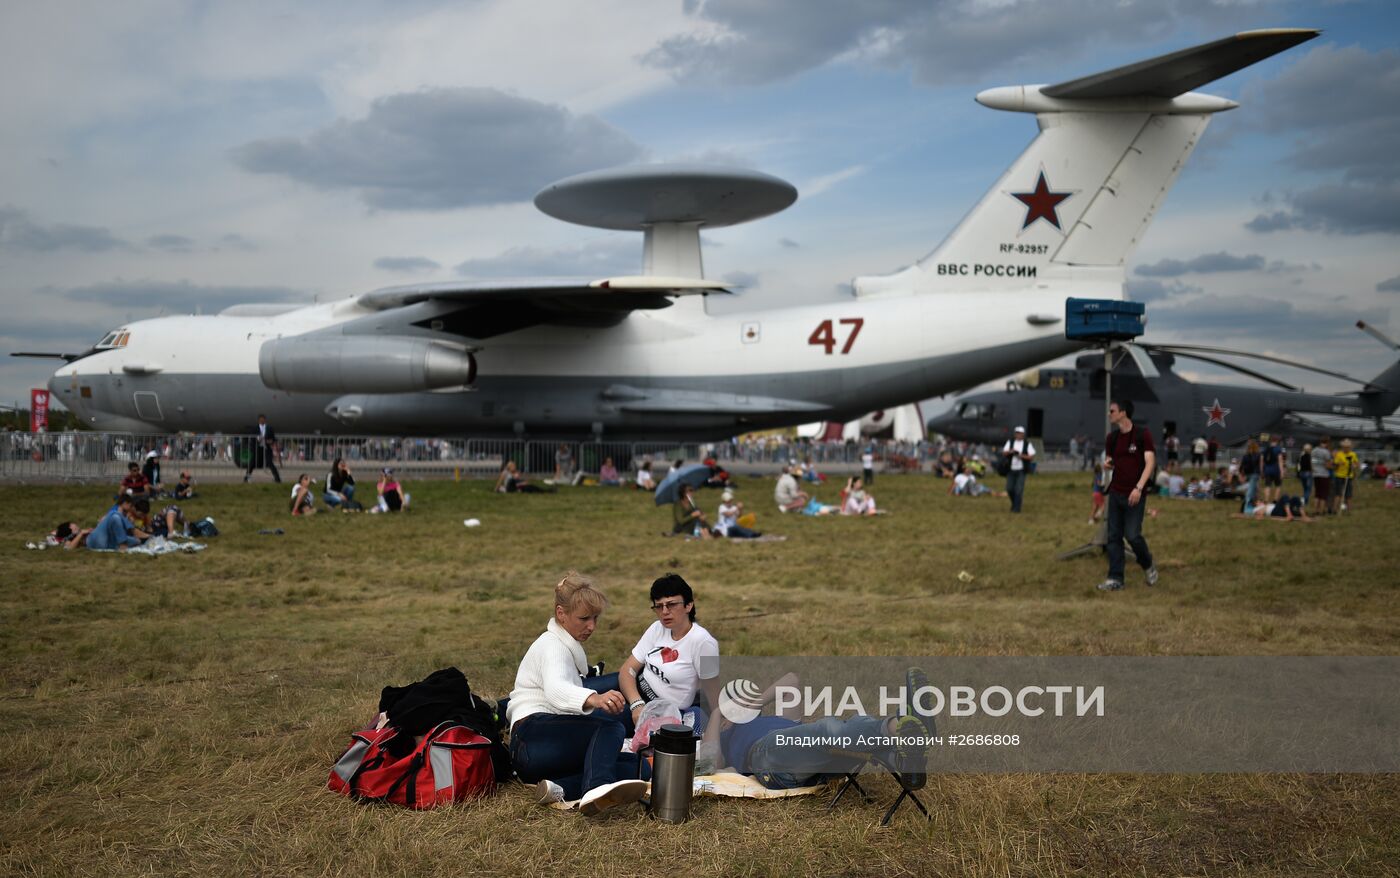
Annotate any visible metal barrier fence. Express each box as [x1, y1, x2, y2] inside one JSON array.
[[10, 430, 1273, 483]]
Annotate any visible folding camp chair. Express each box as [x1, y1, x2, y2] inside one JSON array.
[[825, 753, 931, 826]]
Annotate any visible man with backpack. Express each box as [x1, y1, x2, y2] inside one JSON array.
[[1097, 399, 1159, 592]]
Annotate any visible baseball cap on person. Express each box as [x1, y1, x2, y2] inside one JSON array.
[[382, 467, 394, 475], [146, 449, 159, 458], [721, 490, 734, 501], [1014, 426, 1026, 433]]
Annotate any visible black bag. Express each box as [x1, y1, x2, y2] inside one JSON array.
[[188, 517, 219, 537], [378, 667, 511, 782], [993, 453, 1011, 477]]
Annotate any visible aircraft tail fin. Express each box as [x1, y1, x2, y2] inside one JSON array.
[[855, 29, 1318, 299], [1358, 360, 1400, 418], [1357, 321, 1400, 417]]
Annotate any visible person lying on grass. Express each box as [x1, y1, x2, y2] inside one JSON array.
[[51, 520, 93, 549], [1231, 494, 1314, 522], [708, 669, 936, 791]]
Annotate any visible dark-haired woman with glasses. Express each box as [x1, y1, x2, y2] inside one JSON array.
[[583, 575, 721, 748]]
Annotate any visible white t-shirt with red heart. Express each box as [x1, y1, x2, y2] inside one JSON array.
[[631, 620, 720, 708]]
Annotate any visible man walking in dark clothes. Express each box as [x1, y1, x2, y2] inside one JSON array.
[[244, 413, 282, 483], [1098, 399, 1158, 591]]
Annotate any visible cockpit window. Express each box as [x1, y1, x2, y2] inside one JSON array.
[[95, 329, 130, 350], [958, 403, 997, 420]]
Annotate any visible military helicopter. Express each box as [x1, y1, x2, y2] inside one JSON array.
[[926, 322, 1400, 448]]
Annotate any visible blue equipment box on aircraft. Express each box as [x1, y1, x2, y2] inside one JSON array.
[[1064, 298, 1145, 341]]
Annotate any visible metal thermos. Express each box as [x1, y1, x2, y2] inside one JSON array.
[[648, 723, 696, 823]]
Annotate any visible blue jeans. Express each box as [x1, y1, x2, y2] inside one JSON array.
[[1298, 471, 1313, 505], [1244, 473, 1259, 505], [739, 715, 889, 789], [87, 513, 138, 551], [323, 484, 355, 507], [1006, 470, 1026, 512], [510, 712, 643, 801], [1105, 491, 1153, 582]]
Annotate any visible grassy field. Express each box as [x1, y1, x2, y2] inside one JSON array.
[[2, 472, 1398, 877]]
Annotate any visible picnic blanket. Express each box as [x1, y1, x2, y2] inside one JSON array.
[[548, 773, 822, 810], [28, 535, 207, 555]]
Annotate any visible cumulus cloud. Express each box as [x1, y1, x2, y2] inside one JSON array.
[[231, 88, 645, 210], [61, 279, 310, 313], [1378, 275, 1400, 293], [1242, 44, 1400, 235], [0, 206, 130, 253], [455, 238, 638, 278], [1147, 294, 1389, 351], [147, 234, 195, 253], [1245, 183, 1400, 236], [374, 256, 442, 274], [644, 0, 1246, 86], [1136, 252, 1263, 277], [1125, 278, 1199, 303]]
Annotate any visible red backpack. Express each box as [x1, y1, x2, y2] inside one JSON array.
[[328, 720, 496, 809]]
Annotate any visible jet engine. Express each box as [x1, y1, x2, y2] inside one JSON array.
[[258, 335, 476, 394]]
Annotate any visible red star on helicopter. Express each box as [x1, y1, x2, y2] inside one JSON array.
[[1011, 171, 1072, 230], [1202, 398, 1231, 427]]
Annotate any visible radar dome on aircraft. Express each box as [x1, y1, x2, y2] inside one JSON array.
[[534, 164, 797, 277]]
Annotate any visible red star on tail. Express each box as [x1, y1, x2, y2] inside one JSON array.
[[1012, 171, 1072, 230]]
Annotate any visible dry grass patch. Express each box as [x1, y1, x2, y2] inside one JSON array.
[[2, 474, 1397, 876]]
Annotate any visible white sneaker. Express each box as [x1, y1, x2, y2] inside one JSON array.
[[578, 779, 648, 817], [535, 779, 565, 805]]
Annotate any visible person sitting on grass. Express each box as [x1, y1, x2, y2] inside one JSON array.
[[509, 573, 649, 816], [495, 459, 553, 494], [585, 574, 722, 746], [290, 473, 318, 516], [774, 464, 809, 513], [142, 449, 162, 493], [715, 489, 762, 539], [87, 496, 150, 552], [323, 457, 358, 510], [672, 483, 713, 539], [121, 462, 153, 500], [373, 468, 410, 512], [171, 470, 196, 500], [841, 476, 878, 516], [51, 521, 94, 549], [149, 504, 187, 538], [598, 457, 622, 487], [1232, 494, 1314, 522], [951, 463, 1005, 498], [636, 459, 656, 491]]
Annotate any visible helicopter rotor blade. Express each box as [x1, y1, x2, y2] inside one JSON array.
[[1357, 320, 1400, 351], [1159, 349, 1300, 391], [1139, 342, 1371, 386]]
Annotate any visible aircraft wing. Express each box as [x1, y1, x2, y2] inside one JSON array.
[[603, 384, 828, 415], [357, 275, 730, 311], [1043, 28, 1319, 99]]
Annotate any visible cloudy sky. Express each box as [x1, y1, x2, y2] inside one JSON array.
[[2, 0, 1397, 414]]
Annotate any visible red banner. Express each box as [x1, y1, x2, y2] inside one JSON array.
[[30, 388, 50, 432]]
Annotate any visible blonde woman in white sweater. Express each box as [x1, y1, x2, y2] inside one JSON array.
[[506, 573, 648, 814]]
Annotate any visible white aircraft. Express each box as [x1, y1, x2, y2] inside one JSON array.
[[19, 29, 1318, 440]]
